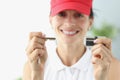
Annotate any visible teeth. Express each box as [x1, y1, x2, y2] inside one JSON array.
[[63, 31, 77, 35]]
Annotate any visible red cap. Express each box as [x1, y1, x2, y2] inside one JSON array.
[[50, 0, 92, 16]]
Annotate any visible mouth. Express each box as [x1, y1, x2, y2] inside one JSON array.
[[60, 30, 79, 36]]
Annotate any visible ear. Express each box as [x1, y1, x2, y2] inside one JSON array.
[[88, 18, 94, 30]]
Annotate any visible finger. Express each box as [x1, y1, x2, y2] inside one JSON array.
[[32, 36, 46, 45], [92, 56, 106, 67], [28, 49, 42, 63], [92, 48, 112, 65], [26, 36, 46, 53], [92, 44, 112, 62], [92, 44, 110, 55], [92, 44, 103, 52], [101, 45, 113, 62], [92, 45, 109, 61], [29, 32, 45, 41], [92, 44, 104, 59], [92, 56, 111, 71], [94, 37, 112, 50], [92, 55, 101, 64], [39, 49, 47, 63], [26, 42, 45, 56]]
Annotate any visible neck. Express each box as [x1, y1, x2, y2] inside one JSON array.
[[57, 43, 86, 66]]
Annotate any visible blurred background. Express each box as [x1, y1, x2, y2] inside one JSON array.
[[0, 0, 120, 80]]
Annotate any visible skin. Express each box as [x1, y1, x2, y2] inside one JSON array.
[[49, 10, 93, 66], [23, 10, 120, 80]]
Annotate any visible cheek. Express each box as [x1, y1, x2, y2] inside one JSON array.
[[51, 18, 62, 29], [78, 17, 91, 30], [78, 21, 89, 31]]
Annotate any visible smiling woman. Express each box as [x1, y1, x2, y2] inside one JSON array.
[[23, 0, 120, 80], [1, 0, 120, 80]]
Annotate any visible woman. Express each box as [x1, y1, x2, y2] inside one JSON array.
[[23, 0, 120, 80]]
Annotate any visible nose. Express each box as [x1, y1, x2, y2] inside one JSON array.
[[64, 15, 76, 27]]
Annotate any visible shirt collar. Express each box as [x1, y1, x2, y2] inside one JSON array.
[[49, 47, 92, 71]]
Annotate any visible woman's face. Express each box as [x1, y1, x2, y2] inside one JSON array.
[[49, 10, 93, 44]]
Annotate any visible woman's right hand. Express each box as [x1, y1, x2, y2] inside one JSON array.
[[26, 32, 48, 72]]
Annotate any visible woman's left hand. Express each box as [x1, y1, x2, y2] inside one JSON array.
[[91, 37, 113, 80]]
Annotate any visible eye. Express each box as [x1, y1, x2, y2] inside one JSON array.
[[74, 13, 84, 18], [57, 11, 66, 17]]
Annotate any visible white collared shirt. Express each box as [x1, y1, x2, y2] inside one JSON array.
[[44, 42, 95, 80]]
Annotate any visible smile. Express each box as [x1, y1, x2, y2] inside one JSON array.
[[61, 30, 79, 36]]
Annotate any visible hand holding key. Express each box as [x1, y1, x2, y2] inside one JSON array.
[[26, 32, 48, 74]]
